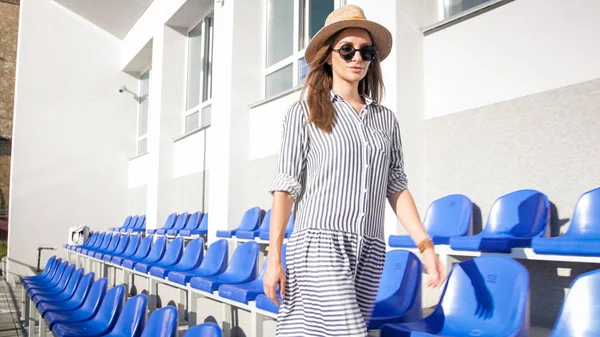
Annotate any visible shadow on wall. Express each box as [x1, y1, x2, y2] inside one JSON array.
[[549, 202, 570, 237], [472, 202, 483, 235]]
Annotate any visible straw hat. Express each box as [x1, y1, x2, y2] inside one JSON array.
[[305, 5, 392, 64]]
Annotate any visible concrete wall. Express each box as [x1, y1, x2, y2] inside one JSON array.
[[8, 0, 138, 276], [423, 0, 600, 328]]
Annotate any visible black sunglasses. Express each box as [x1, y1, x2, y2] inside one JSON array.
[[332, 44, 378, 61]]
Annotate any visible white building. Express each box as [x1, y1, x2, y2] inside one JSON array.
[[8, 0, 600, 335]]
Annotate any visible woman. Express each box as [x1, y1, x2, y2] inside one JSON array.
[[264, 5, 445, 336]]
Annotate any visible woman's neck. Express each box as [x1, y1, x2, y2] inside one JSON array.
[[332, 80, 362, 104]]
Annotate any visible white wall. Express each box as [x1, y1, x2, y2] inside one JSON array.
[[8, 0, 138, 277], [424, 0, 600, 119]]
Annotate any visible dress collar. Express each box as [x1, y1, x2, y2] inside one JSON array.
[[330, 90, 375, 106]]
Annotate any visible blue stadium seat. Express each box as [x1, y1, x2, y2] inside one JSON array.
[[121, 236, 167, 269], [549, 268, 600, 336], [134, 237, 184, 273], [258, 212, 295, 240], [183, 323, 223, 337], [179, 213, 209, 237], [51, 284, 125, 337], [168, 211, 202, 236], [86, 233, 117, 256], [111, 235, 152, 265], [43, 278, 109, 328], [368, 250, 422, 329], [380, 256, 530, 337], [168, 239, 228, 285], [216, 207, 262, 238], [67, 232, 98, 251], [533, 187, 600, 256], [103, 235, 141, 263], [25, 261, 69, 292], [36, 272, 95, 314], [20, 256, 59, 284], [80, 233, 107, 254], [110, 215, 133, 232], [140, 306, 178, 337], [147, 212, 178, 235], [236, 210, 271, 239], [31, 267, 83, 303], [91, 234, 123, 259], [190, 241, 259, 293], [127, 215, 147, 233], [119, 216, 140, 233], [218, 244, 286, 304], [157, 213, 189, 235], [96, 235, 130, 260], [389, 194, 472, 247], [255, 293, 280, 314], [450, 189, 549, 253], [90, 294, 147, 337], [150, 238, 205, 278]]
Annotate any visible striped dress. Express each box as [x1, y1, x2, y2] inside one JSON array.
[[270, 91, 408, 336]]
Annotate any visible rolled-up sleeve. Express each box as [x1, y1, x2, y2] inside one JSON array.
[[387, 119, 408, 196], [269, 103, 308, 201]]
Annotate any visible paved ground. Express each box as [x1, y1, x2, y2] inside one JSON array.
[[0, 280, 25, 337]]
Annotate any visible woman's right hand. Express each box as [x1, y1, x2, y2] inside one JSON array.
[[263, 258, 286, 306]]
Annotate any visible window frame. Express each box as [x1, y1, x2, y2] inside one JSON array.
[[183, 11, 215, 134], [136, 66, 151, 155], [263, 0, 341, 99]]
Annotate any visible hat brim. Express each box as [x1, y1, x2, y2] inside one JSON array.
[[305, 19, 392, 64]]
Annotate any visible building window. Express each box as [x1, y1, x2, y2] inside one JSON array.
[[440, 0, 492, 20], [265, 0, 334, 99], [185, 12, 214, 134], [137, 68, 151, 155]]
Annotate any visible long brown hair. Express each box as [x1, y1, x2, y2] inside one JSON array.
[[300, 29, 385, 133]]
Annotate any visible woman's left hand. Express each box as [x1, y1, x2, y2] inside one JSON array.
[[422, 248, 445, 288]]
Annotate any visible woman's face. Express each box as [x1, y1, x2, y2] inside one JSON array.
[[328, 28, 373, 85]]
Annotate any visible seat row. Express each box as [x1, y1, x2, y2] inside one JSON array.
[[215, 207, 295, 241], [20, 257, 222, 337], [62, 231, 600, 336], [147, 211, 208, 237], [389, 187, 600, 256]]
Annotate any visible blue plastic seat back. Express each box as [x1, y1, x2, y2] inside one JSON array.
[[37, 256, 57, 278], [105, 233, 123, 252], [98, 233, 118, 251], [182, 212, 202, 230], [257, 210, 272, 235], [145, 236, 168, 261], [172, 212, 190, 231], [134, 215, 146, 229], [69, 272, 95, 304], [485, 189, 549, 237], [178, 238, 205, 268], [53, 265, 76, 290], [433, 256, 529, 335], [59, 267, 84, 295], [372, 250, 422, 315], [550, 269, 600, 336], [424, 194, 472, 237], [113, 235, 130, 253], [141, 306, 178, 337], [83, 233, 99, 248], [237, 207, 262, 231], [109, 294, 147, 337], [564, 187, 600, 238], [159, 237, 184, 265], [92, 233, 107, 249], [123, 235, 141, 254], [197, 213, 208, 232], [93, 284, 125, 330], [183, 322, 223, 337], [131, 235, 155, 259], [200, 239, 228, 274], [224, 241, 259, 278], [126, 216, 138, 229], [122, 216, 133, 228], [79, 278, 108, 315], [162, 213, 178, 230], [46, 261, 68, 285]]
